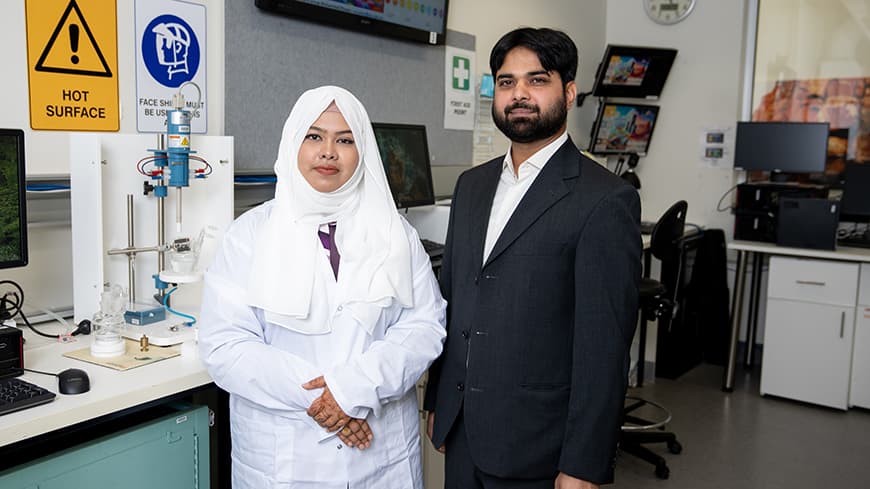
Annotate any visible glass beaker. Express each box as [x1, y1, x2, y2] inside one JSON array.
[[90, 284, 126, 358]]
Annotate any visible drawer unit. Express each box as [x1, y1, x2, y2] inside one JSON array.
[[767, 256, 858, 306], [0, 405, 209, 488], [761, 299, 854, 409], [761, 256, 859, 409]]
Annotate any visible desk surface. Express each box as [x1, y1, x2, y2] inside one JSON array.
[[729, 240, 870, 262], [0, 329, 211, 448]]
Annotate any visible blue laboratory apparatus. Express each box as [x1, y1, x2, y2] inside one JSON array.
[[107, 82, 209, 335]]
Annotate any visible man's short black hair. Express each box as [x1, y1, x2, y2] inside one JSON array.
[[489, 27, 578, 87]]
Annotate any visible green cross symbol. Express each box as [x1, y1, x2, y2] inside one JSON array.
[[452, 56, 470, 90]]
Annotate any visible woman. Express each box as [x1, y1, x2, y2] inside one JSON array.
[[199, 86, 446, 488]]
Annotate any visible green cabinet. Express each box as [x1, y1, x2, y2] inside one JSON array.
[[0, 405, 209, 488]]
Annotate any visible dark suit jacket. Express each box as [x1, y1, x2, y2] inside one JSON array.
[[423, 138, 641, 484]]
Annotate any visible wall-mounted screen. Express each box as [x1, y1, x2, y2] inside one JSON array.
[[588, 103, 660, 156], [592, 45, 678, 99], [255, 0, 449, 45]]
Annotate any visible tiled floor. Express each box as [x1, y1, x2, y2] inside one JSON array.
[[613, 364, 870, 489]]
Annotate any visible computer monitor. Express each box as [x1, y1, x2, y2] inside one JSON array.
[[0, 129, 27, 271], [588, 102, 660, 156], [734, 122, 829, 177], [371, 123, 436, 209], [840, 163, 870, 223]]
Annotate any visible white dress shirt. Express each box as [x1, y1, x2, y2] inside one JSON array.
[[483, 132, 568, 263], [199, 201, 447, 489]]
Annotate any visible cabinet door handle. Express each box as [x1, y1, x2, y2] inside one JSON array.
[[840, 311, 845, 339], [795, 280, 826, 286]]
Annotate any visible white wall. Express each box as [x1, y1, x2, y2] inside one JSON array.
[[605, 0, 747, 229], [448, 0, 607, 156], [449, 0, 749, 230], [0, 1, 224, 313], [604, 0, 749, 363], [5, 0, 753, 318]]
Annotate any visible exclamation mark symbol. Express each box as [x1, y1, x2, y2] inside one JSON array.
[[69, 24, 80, 64]]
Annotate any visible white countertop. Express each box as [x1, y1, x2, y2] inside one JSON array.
[[0, 327, 212, 448], [729, 240, 870, 262]]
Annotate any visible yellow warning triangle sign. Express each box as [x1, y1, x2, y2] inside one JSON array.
[[34, 0, 112, 77]]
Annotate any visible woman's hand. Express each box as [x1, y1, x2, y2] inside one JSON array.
[[303, 376, 350, 431], [336, 418, 374, 449]]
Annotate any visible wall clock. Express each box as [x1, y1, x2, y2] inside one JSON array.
[[644, 0, 696, 25]]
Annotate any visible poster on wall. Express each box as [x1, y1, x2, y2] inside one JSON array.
[[25, 0, 119, 131], [135, 0, 207, 133], [753, 77, 870, 173], [444, 46, 476, 131]]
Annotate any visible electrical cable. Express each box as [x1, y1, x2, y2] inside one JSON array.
[[614, 156, 625, 176], [178, 81, 202, 110], [163, 287, 196, 326], [190, 155, 213, 175], [17, 309, 62, 338], [137, 155, 167, 175], [23, 368, 58, 377], [0, 280, 24, 321], [1, 280, 91, 339], [18, 310, 90, 338], [716, 183, 740, 212]]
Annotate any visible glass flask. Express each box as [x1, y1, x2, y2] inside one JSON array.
[[90, 283, 126, 358]]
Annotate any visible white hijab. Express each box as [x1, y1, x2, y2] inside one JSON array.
[[247, 86, 413, 334]]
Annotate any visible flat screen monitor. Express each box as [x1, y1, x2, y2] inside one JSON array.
[[371, 123, 436, 209], [0, 129, 27, 270], [840, 163, 870, 223], [734, 122, 829, 174], [255, 0, 449, 45], [591, 45, 678, 99], [588, 103, 660, 156]]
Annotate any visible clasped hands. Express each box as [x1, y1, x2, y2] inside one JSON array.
[[303, 376, 373, 449]]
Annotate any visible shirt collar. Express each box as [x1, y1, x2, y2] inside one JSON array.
[[502, 131, 569, 174]]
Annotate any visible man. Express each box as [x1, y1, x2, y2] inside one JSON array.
[[424, 28, 641, 489]]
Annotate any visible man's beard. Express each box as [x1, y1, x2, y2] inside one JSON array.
[[492, 94, 567, 144]]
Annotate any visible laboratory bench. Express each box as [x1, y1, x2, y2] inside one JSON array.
[[0, 328, 228, 488]]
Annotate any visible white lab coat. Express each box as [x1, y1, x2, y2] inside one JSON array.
[[199, 201, 447, 489]]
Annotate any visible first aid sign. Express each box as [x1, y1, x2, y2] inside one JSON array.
[[25, 0, 119, 131]]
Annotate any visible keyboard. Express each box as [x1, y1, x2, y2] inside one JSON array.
[[420, 239, 445, 257], [0, 377, 56, 416], [838, 236, 870, 249]]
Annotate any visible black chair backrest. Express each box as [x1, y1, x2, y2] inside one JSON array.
[[650, 200, 688, 262]]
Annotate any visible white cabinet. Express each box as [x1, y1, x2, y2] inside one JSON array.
[[850, 264, 870, 409], [761, 256, 859, 410]]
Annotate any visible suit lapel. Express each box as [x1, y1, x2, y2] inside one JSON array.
[[469, 160, 503, 270], [483, 139, 581, 268]]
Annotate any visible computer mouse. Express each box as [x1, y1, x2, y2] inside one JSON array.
[[57, 368, 90, 395]]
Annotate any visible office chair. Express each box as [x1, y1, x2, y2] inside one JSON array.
[[621, 200, 687, 479]]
